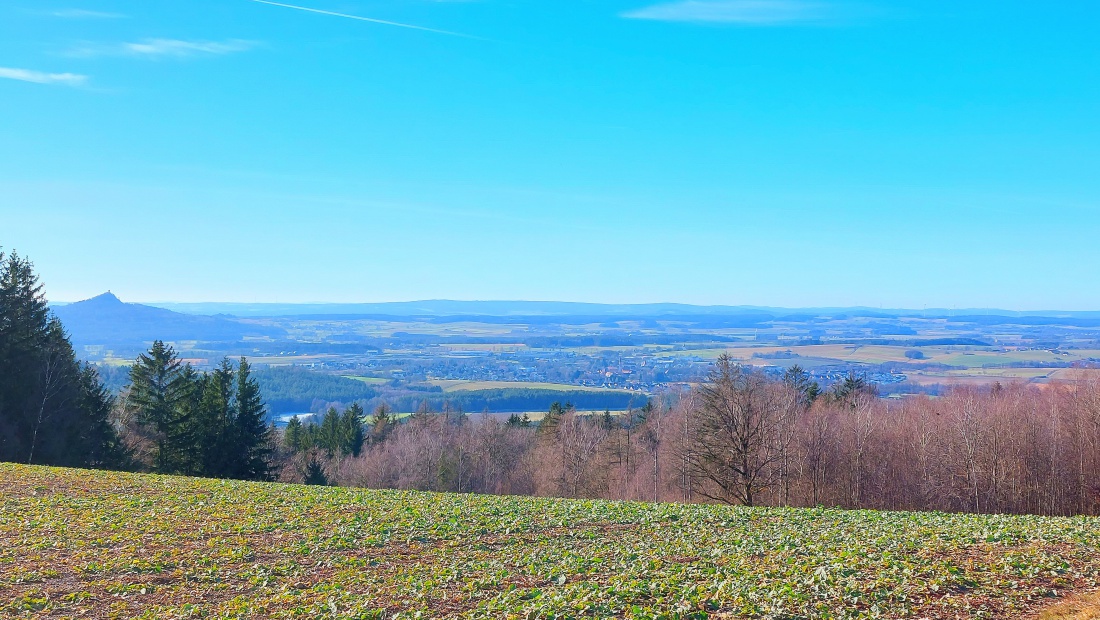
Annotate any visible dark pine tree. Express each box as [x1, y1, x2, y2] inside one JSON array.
[[173, 364, 205, 475], [233, 357, 272, 480], [196, 358, 236, 478], [0, 250, 127, 468], [539, 401, 568, 437], [369, 403, 393, 445], [127, 341, 192, 474], [340, 402, 365, 457], [318, 407, 342, 456], [284, 415, 305, 452], [25, 318, 82, 465], [0, 250, 52, 463], [74, 364, 131, 470], [303, 453, 329, 486], [782, 364, 821, 407]]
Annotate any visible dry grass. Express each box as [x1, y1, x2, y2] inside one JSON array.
[[1037, 591, 1100, 619]]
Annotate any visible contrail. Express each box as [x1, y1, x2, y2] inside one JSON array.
[[247, 0, 476, 39]]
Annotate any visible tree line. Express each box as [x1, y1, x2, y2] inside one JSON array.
[[119, 341, 272, 480], [0, 251, 128, 468], [294, 355, 1100, 517], [0, 251, 272, 481], [251, 365, 638, 415]]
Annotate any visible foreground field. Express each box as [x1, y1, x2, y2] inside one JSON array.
[[2, 465, 1098, 619]]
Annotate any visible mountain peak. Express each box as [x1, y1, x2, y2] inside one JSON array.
[[52, 290, 286, 344], [84, 291, 124, 305]]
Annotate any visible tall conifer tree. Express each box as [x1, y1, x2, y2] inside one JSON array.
[[341, 402, 365, 457], [284, 415, 304, 451], [196, 358, 236, 477], [75, 365, 130, 469], [0, 251, 50, 462], [318, 407, 342, 456], [233, 357, 272, 480], [127, 340, 191, 473], [0, 250, 127, 467]]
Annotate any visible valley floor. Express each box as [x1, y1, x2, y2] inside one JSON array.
[[1, 464, 1098, 618]]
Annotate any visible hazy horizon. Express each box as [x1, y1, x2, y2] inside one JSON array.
[[50, 291, 1100, 316]]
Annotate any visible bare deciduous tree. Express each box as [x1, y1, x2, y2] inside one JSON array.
[[297, 369, 1100, 517], [685, 355, 791, 506]]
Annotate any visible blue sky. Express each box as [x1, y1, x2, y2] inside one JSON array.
[[1, 1, 1098, 309]]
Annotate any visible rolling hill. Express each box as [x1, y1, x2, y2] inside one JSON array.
[[51, 292, 285, 345]]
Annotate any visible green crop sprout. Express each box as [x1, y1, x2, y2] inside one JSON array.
[[2, 463, 1098, 618]]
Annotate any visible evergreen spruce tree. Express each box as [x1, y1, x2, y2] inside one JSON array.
[[506, 412, 533, 428], [303, 453, 329, 486], [74, 364, 131, 470], [782, 364, 821, 407], [318, 407, 342, 456], [173, 365, 205, 475], [127, 341, 191, 474], [26, 318, 82, 465], [304, 420, 320, 449], [0, 251, 51, 462], [284, 415, 304, 452], [195, 358, 235, 477], [340, 403, 365, 457], [0, 250, 127, 468], [369, 403, 393, 444], [233, 357, 272, 480], [539, 401, 567, 437]]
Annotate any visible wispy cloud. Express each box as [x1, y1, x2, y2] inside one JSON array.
[[623, 0, 837, 25], [248, 0, 478, 39], [122, 39, 257, 57], [68, 39, 258, 59], [51, 9, 126, 19], [0, 67, 87, 86]]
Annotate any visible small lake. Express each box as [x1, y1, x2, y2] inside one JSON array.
[[272, 413, 317, 428]]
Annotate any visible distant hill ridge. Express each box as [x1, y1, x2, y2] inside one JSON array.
[[138, 299, 1100, 320], [51, 292, 285, 345]]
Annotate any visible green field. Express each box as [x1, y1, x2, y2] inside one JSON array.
[[3, 465, 1099, 618], [347, 376, 391, 385]]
